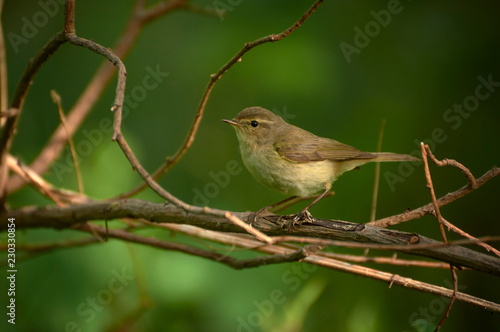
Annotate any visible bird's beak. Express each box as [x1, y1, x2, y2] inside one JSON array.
[[222, 119, 242, 127]]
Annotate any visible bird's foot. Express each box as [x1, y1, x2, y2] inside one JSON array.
[[281, 210, 314, 228], [250, 207, 270, 226]]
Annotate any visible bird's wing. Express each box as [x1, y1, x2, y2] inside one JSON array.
[[274, 134, 375, 163]]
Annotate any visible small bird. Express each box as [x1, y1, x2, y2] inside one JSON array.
[[223, 107, 418, 225]]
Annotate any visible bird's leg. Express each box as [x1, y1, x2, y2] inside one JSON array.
[[251, 196, 298, 225], [290, 183, 332, 227]]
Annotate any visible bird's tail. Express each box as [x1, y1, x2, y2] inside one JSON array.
[[372, 152, 419, 162]]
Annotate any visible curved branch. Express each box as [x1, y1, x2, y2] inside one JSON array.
[[64, 33, 127, 140], [0, 32, 67, 198], [6, 0, 190, 193], [369, 167, 500, 228]]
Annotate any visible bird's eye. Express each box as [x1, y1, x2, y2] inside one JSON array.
[[251, 120, 259, 127]]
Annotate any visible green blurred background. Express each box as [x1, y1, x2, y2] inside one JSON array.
[[2, 0, 500, 331]]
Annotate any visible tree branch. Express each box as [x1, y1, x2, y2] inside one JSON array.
[[3, 198, 500, 277], [369, 166, 500, 228], [6, 155, 89, 205], [10, 218, 499, 313], [0, 31, 67, 200], [51, 90, 83, 193], [0, 0, 8, 115]]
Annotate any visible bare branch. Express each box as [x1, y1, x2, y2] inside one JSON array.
[[420, 145, 500, 258], [425, 144, 477, 189], [308, 253, 499, 312], [318, 252, 452, 269], [420, 143, 456, 330], [370, 119, 386, 222], [6, 155, 89, 205], [20, 218, 495, 312], [0, 31, 67, 197], [7, 156, 65, 206], [64, 33, 127, 140], [369, 166, 500, 228], [436, 267, 458, 331], [51, 90, 83, 193], [441, 217, 500, 257], [114, 134, 192, 210], [3, 198, 500, 277], [226, 211, 273, 244], [75, 222, 243, 266], [0, 0, 8, 115], [64, 0, 76, 34], [421, 143, 448, 242], [67, 221, 500, 313]]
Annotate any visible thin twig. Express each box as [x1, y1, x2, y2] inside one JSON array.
[[5, 198, 500, 276], [441, 217, 500, 257], [369, 166, 500, 228], [318, 251, 453, 269], [115, 134, 191, 210], [268, 234, 500, 253], [74, 222, 271, 268], [64, 0, 76, 34], [6, 155, 89, 205], [371, 119, 386, 222], [225, 211, 273, 244], [7, 156, 65, 206], [64, 33, 127, 140], [435, 267, 458, 332], [420, 143, 460, 331], [307, 253, 499, 312], [115, 0, 325, 199], [51, 90, 83, 193], [0, 0, 8, 117], [425, 144, 476, 189], [0, 31, 67, 198], [421, 143, 448, 242], [232, 246, 312, 269], [421, 144, 500, 256]]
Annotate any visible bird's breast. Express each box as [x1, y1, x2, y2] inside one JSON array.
[[238, 141, 336, 196]]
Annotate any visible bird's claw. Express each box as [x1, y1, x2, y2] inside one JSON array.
[[281, 210, 314, 228], [250, 208, 269, 226], [292, 210, 314, 226]]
